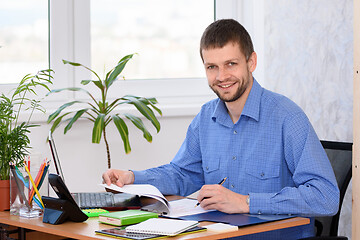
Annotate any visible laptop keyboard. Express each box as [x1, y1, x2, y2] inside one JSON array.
[[78, 192, 114, 208]]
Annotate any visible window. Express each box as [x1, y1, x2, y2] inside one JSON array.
[[0, 0, 48, 85], [50, 0, 220, 112], [4, 1, 248, 118], [91, 0, 214, 80]]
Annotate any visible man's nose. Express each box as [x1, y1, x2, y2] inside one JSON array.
[[216, 67, 229, 81]]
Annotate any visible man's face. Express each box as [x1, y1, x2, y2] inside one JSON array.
[[202, 42, 254, 103]]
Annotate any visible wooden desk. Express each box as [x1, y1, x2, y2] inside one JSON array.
[[0, 211, 309, 240]]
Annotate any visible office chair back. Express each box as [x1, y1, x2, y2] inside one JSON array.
[[315, 140, 352, 237]]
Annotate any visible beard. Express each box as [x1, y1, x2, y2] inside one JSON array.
[[209, 75, 251, 102]]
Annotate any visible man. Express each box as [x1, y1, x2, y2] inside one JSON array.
[[103, 19, 339, 237]]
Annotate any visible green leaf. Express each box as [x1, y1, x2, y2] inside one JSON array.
[[47, 87, 86, 96], [149, 104, 162, 116], [112, 115, 131, 154], [106, 54, 135, 88], [47, 101, 82, 123], [81, 79, 104, 91], [92, 113, 105, 143], [124, 113, 152, 142], [122, 96, 161, 132], [62, 59, 82, 66], [49, 112, 72, 133], [32, 81, 51, 92], [145, 97, 158, 104], [63, 59, 101, 80], [127, 95, 158, 104], [39, 69, 54, 75], [123, 95, 161, 115], [64, 109, 88, 133], [106, 97, 126, 112], [80, 80, 92, 85], [140, 98, 162, 116]]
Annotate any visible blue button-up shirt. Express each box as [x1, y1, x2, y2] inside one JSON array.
[[133, 79, 339, 220]]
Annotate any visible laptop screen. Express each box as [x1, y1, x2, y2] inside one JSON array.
[[48, 131, 65, 182]]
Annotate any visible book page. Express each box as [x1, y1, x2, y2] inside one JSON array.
[[100, 184, 213, 217], [167, 198, 214, 218], [100, 183, 168, 208]]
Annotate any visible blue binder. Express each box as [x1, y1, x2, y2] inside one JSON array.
[[178, 211, 295, 227]]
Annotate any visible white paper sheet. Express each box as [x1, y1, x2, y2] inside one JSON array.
[[167, 198, 214, 218]]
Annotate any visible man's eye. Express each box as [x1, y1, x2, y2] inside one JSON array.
[[228, 62, 237, 66], [207, 65, 215, 70]]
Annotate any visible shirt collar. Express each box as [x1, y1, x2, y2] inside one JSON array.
[[242, 78, 262, 122], [212, 78, 262, 126]]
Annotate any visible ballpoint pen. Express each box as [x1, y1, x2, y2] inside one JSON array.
[[195, 177, 227, 207]]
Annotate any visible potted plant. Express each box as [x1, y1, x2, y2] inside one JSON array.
[[47, 54, 162, 169], [0, 69, 53, 211]]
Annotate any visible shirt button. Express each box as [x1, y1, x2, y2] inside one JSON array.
[[233, 130, 237, 134], [258, 210, 262, 215], [231, 184, 234, 188], [206, 167, 209, 170], [232, 156, 237, 160], [260, 172, 265, 177]]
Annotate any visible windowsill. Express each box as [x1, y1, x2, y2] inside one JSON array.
[[19, 95, 216, 124], [9, 77, 216, 123]]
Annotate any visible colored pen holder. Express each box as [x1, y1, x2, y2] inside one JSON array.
[[10, 166, 49, 218]]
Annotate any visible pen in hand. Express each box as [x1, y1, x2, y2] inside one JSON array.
[[195, 177, 227, 207]]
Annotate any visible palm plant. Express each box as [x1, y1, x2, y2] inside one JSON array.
[[47, 54, 162, 169], [0, 70, 53, 180]]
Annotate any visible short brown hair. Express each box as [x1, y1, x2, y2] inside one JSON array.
[[200, 19, 254, 62]]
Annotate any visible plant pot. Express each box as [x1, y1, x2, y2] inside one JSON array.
[[0, 180, 10, 211]]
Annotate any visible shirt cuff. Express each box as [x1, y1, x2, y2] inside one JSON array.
[[131, 170, 148, 184], [249, 192, 274, 214]]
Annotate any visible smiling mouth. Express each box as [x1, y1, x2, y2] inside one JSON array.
[[218, 82, 236, 89]]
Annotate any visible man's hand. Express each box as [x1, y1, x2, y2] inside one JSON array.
[[197, 184, 249, 214], [102, 169, 135, 187]]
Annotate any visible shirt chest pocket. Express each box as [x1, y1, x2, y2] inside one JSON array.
[[202, 156, 220, 174], [245, 164, 280, 180]]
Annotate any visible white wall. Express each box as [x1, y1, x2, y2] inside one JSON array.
[[263, 0, 353, 142]]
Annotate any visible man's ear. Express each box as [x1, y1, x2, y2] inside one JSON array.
[[247, 52, 257, 73]]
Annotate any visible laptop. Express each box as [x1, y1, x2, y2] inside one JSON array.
[[48, 131, 141, 210]]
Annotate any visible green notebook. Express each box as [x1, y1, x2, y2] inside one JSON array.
[[99, 210, 158, 226]]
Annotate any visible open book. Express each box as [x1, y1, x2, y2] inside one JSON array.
[[100, 183, 212, 218]]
